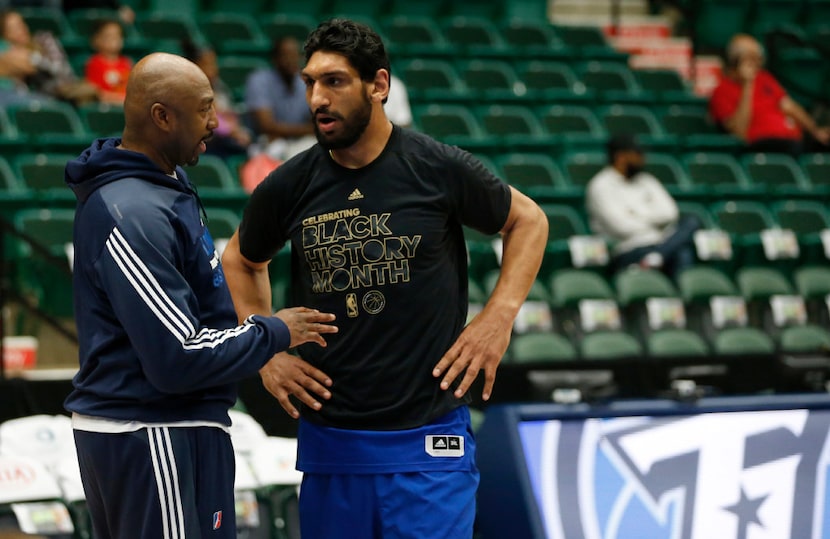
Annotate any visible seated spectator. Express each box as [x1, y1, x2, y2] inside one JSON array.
[[244, 36, 315, 161], [84, 19, 131, 104], [0, 9, 98, 105], [709, 33, 830, 155], [385, 73, 412, 128], [182, 39, 251, 159], [586, 134, 700, 281], [0, 26, 42, 106]]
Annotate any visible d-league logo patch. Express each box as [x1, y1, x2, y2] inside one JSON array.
[[425, 435, 464, 457], [212, 510, 222, 530]]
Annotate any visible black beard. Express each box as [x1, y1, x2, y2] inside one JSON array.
[[314, 97, 372, 150]]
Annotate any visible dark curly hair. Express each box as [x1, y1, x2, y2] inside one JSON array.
[[304, 18, 390, 83]]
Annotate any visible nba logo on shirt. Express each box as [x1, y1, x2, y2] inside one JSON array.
[[212, 510, 222, 530]]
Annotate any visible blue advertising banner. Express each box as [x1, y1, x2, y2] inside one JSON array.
[[477, 395, 830, 539]]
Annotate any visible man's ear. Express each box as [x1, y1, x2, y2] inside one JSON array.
[[370, 68, 390, 103], [150, 102, 171, 131]]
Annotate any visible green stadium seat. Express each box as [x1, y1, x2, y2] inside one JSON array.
[[794, 265, 830, 325], [554, 25, 626, 62], [661, 103, 743, 158], [78, 102, 124, 137], [539, 203, 589, 272], [144, 0, 197, 15], [771, 199, 829, 264], [199, 13, 268, 54], [740, 152, 811, 199], [691, 0, 752, 54], [768, 47, 826, 106], [381, 15, 449, 55], [541, 203, 587, 238], [204, 207, 240, 240], [749, 0, 805, 38], [445, 0, 504, 18], [548, 268, 617, 341], [580, 331, 643, 360], [677, 265, 740, 338], [204, 0, 268, 12], [507, 332, 577, 364], [599, 104, 663, 137], [643, 152, 693, 196], [736, 266, 793, 300], [14, 153, 77, 201], [647, 328, 710, 357], [681, 152, 758, 199], [259, 13, 317, 42], [495, 153, 566, 199], [712, 327, 776, 355], [799, 153, 830, 196], [538, 105, 606, 150], [676, 201, 716, 228], [549, 268, 615, 308], [677, 266, 738, 304], [322, 0, 386, 20], [659, 104, 718, 137], [13, 208, 76, 319], [499, 19, 558, 50], [184, 155, 240, 194], [458, 60, 524, 101], [399, 59, 466, 102], [269, 0, 329, 17], [778, 324, 830, 354], [17, 7, 74, 39], [711, 200, 774, 236], [772, 199, 830, 235], [633, 68, 695, 104], [803, 0, 830, 34], [577, 61, 651, 104], [386, 0, 445, 18], [7, 102, 90, 154], [599, 104, 676, 153], [440, 16, 505, 54], [134, 12, 204, 44], [476, 105, 555, 153], [711, 200, 778, 265], [562, 151, 606, 189], [0, 156, 26, 193], [217, 56, 269, 101], [614, 267, 679, 307], [412, 104, 497, 153], [67, 8, 122, 39], [517, 61, 593, 103], [735, 266, 794, 328]]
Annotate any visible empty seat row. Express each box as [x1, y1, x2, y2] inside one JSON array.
[[0, 153, 243, 198], [485, 264, 830, 356], [23, 7, 617, 59], [467, 149, 830, 203], [412, 103, 751, 159], [400, 59, 696, 106]]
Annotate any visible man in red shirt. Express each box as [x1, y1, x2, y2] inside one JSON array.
[[709, 34, 830, 154]]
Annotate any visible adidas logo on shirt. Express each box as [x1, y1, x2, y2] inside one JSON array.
[[348, 188, 364, 200], [425, 435, 464, 457]]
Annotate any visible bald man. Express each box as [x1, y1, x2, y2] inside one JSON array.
[[709, 33, 830, 155], [64, 53, 337, 539]]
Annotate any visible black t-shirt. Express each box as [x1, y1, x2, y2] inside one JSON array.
[[239, 126, 511, 430]]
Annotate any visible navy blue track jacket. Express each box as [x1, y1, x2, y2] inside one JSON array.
[[64, 138, 289, 426]]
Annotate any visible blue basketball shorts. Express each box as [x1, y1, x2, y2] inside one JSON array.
[[296, 406, 479, 539]]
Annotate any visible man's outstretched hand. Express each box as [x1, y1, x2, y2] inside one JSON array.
[[274, 307, 338, 347]]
